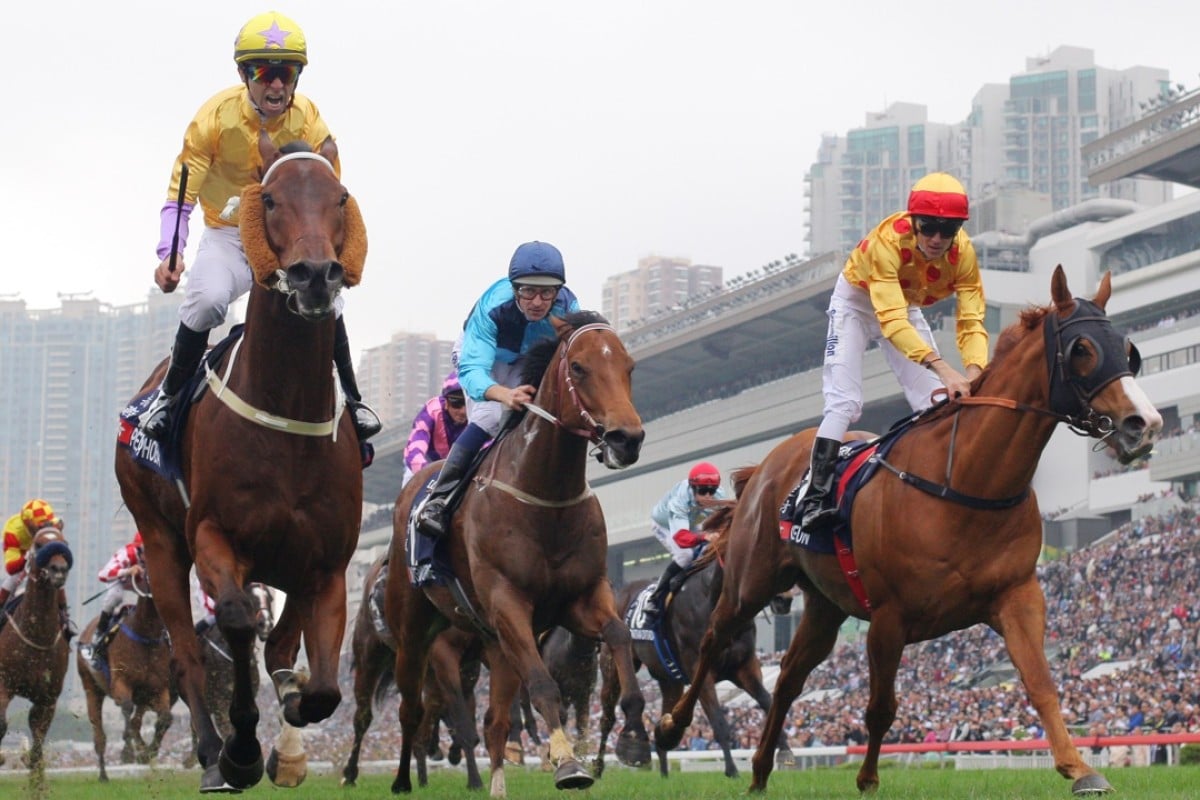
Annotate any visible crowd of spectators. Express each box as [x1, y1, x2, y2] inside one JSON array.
[[17, 506, 1198, 772]]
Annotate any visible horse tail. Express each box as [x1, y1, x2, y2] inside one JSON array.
[[372, 665, 397, 713]]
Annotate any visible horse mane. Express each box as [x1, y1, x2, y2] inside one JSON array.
[[692, 464, 759, 568], [518, 310, 611, 386], [992, 304, 1050, 363]]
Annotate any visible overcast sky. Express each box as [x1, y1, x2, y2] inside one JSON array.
[[5, 1, 1197, 353]]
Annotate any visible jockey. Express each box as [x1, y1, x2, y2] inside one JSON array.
[[1, 499, 73, 639], [138, 10, 380, 444], [402, 371, 469, 488], [415, 241, 580, 542], [798, 172, 989, 535], [84, 532, 147, 670], [642, 462, 728, 622]]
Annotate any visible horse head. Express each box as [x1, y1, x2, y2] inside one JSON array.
[[238, 140, 367, 321], [545, 313, 645, 468], [1045, 267, 1161, 463], [29, 526, 73, 590]]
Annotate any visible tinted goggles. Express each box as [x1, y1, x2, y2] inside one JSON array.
[[243, 62, 302, 85], [692, 485, 717, 496], [913, 216, 964, 239], [445, 394, 466, 408]]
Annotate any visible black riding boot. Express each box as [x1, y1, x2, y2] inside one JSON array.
[[334, 317, 382, 441], [799, 436, 843, 533], [643, 561, 684, 620], [139, 322, 210, 439], [415, 423, 490, 539], [90, 610, 115, 668]]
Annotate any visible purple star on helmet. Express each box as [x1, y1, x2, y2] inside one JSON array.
[[258, 20, 292, 49]]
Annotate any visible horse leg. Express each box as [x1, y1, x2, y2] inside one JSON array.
[[657, 682, 684, 778], [27, 700, 56, 785], [657, 572, 769, 752], [695, 677, 740, 778], [120, 701, 139, 763], [592, 645, 620, 777], [262, 601, 310, 788], [856, 608, 906, 794], [208, 580, 264, 789], [143, 525, 225, 789], [427, 638, 482, 790], [482, 648, 522, 799], [750, 590, 845, 790], [0, 687, 9, 767], [735, 656, 794, 767], [340, 641, 387, 787], [569, 586, 650, 768], [83, 682, 109, 781], [293, 571, 347, 724], [147, 690, 175, 763], [390, 627, 431, 794], [504, 694, 526, 765], [994, 578, 1111, 794]]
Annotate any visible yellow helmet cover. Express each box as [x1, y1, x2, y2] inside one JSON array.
[[234, 11, 308, 65]]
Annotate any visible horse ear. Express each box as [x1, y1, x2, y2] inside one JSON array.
[[1050, 265, 1074, 314], [1092, 271, 1112, 310], [339, 195, 367, 287], [550, 315, 570, 339], [319, 137, 338, 167], [239, 183, 283, 284]]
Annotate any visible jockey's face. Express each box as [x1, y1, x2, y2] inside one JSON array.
[[241, 61, 299, 119], [513, 283, 558, 322]]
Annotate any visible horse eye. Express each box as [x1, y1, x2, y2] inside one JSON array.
[[262, 192, 276, 211], [570, 361, 586, 378], [340, 192, 349, 207]]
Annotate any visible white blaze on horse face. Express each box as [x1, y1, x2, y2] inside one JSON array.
[[600, 343, 612, 357], [1119, 376, 1163, 442]]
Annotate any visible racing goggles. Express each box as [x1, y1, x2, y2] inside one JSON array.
[[243, 62, 302, 85], [913, 216, 964, 239]]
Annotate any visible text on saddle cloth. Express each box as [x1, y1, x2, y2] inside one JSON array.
[[624, 584, 687, 682]]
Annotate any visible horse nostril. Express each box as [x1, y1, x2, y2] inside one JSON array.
[[1121, 415, 1147, 441], [286, 263, 315, 289]]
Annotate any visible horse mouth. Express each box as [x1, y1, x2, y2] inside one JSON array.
[[1115, 440, 1154, 465]]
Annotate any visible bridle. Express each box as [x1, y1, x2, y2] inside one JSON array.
[[522, 322, 617, 460]]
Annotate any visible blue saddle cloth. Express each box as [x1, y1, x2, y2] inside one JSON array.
[[116, 327, 244, 481], [405, 473, 456, 588], [625, 584, 687, 682]]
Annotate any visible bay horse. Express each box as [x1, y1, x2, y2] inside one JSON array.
[[387, 311, 651, 797], [341, 557, 485, 790], [654, 268, 1161, 795], [596, 544, 790, 779], [115, 138, 367, 792], [0, 527, 73, 787], [78, 569, 174, 779], [506, 626, 598, 770]]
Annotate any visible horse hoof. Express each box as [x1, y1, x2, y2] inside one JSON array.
[[266, 746, 307, 788], [218, 746, 264, 790], [615, 731, 651, 768], [448, 744, 463, 766], [776, 747, 796, 768], [200, 764, 243, 793], [653, 719, 682, 753], [504, 741, 524, 765], [1072, 773, 1114, 795], [554, 759, 594, 791]]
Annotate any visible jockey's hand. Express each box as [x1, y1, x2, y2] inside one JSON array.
[[495, 384, 537, 411], [155, 255, 186, 293], [928, 358, 973, 400], [128, 564, 144, 578]]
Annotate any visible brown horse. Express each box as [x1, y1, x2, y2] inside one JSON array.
[[77, 570, 174, 779], [513, 626, 598, 770], [115, 138, 367, 792], [341, 557, 485, 790], [655, 268, 1162, 795], [0, 527, 73, 787], [597, 543, 790, 778], [387, 311, 651, 797]]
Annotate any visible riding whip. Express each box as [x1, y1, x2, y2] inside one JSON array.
[[169, 163, 189, 274], [81, 587, 107, 606]]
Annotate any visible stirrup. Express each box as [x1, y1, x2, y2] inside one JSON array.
[[415, 498, 449, 539], [138, 389, 176, 438]]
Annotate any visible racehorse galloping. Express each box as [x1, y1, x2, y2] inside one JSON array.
[[388, 312, 651, 797], [341, 557, 485, 790], [0, 527, 73, 788], [597, 542, 790, 779], [509, 626, 599, 769], [78, 570, 173, 779], [655, 268, 1161, 796], [116, 137, 367, 792]]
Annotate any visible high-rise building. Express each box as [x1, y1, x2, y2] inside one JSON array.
[[601, 255, 723, 330], [357, 331, 456, 431], [807, 47, 1174, 256]]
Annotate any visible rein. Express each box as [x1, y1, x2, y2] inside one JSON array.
[[205, 334, 347, 438], [3, 609, 61, 651], [874, 303, 1128, 510]]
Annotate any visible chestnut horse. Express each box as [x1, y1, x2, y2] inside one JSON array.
[[597, 544, 790, 778], [341, 557, 485, 790], [77, 570, 174, 779], [116, 139, 366, 792], [387, 311, 651, 797], [0, 527, 73, 787], [655, 268, 1162, 795]]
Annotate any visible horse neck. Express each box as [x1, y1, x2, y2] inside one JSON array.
[[15, 573, 58, 627], [129, 594, 165, 637], [502, 363, 590, 498], [928, 335, 1059, 496], [235, 285, 337, 414]]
